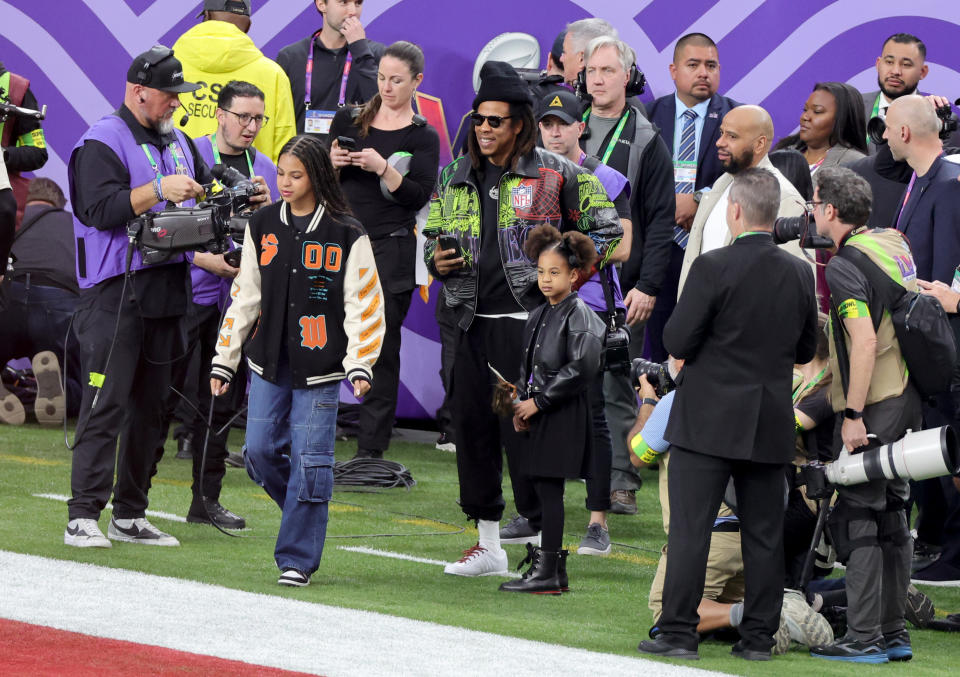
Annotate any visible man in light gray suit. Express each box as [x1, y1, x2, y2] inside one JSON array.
[[678, 105, 808, 295]]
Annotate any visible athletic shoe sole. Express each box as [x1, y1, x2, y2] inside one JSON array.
[[107, 524, 179, 546], [887, 648, 912, 661], [442, 567, 510, 577], [63, 532, 111, 548], [910, 577, 960, 587], [577, 544, 611, 556], [811, 653, 889, 663], [0, 383, 25, 425], [32, 351, 65, 425], [278, 574, 310, 587]]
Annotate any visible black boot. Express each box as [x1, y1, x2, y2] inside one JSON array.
[[558, 549, 569, 592], [499, 544, 562, 594]]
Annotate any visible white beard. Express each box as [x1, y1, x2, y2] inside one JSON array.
[[156, 117, 175, 136]]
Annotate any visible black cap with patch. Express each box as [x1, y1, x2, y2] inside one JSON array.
[[197, 0, 251, 18], [126, 46, 200, 94], [537, 90, 582, 125]]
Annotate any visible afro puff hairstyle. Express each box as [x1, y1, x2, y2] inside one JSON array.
[[523, 224, 598, 277]]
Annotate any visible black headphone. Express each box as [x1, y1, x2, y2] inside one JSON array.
[[136, 45, 174, 87], [575, 64, 646, 100]]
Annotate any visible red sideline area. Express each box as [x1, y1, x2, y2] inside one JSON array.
[[0, 618, 322, 676]]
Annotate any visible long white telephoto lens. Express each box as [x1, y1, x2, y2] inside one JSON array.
[[826, 426, 960, 486]]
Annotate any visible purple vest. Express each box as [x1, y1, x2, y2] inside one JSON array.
[[191, 135, 279, 306], [577, 156, 627, 313], [72, 115, 198, 288]]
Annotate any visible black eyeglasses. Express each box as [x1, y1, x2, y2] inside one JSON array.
[[470, 113, 513, 129], [221, 108, 269, 127], [805, 200, 824, 211]]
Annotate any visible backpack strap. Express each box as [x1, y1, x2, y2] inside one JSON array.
[[836, 244, 907, 313]]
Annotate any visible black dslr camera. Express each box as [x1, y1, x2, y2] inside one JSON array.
[[630, 358, 675, 398], [773, 206, 834, 249], [867, 99, 960, 145]]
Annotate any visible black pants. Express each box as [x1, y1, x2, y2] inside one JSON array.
[[533, 476, 565, 551], [584, 372, 611, 512], [659, 446, 787, 652], [162, 302, 246, 503], [644, 242, 684, 363], [358, 287, 413, 452], [68, 303, 181, 520], [0, 278, 83, 415], [450, 316, 536, 522], [434, 287, 457, 440]]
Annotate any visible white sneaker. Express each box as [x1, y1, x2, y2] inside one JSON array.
[[443, 543, 508, 576], [108, 517, 180, 546], [64, 518, 111, 548]]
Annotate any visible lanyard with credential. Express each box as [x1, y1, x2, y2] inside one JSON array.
[[141, 142, 185, 179], [583, 107, 630, 165], [209, 134, 254, 177], [793, 366, 827, 406], [867, 93, 883, 145], [895, 171, 918, 231], [305, 30, 353, 110]]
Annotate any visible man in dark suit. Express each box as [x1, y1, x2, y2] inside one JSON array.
[[645, 33, 738, 362], [884, 95, 960, 286], [638, 167, 818, 661]]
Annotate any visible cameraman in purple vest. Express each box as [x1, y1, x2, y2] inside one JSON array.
[[65, 47, 212, 549]]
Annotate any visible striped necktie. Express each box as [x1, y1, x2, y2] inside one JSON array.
[[673, 109, 698, 248]]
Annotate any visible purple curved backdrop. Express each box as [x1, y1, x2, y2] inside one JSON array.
[[3, 0, 960, 419]]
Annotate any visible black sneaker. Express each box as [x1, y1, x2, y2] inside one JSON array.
[[810, 634, 888, 663], [187, 498, 246, 530], [912, 540, 942, 572], [637, 638, 699, 660], [499, 514, 540, 545], [278, 568, 310, 587], [731, 641, 771, 661], [904, 584, 935, 628], [175, 435, 193, 460], [883, 628, 912, 661]]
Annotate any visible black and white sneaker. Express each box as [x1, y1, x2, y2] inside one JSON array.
[[108, 517, 180, 546], [64, 518, 111, 548], [278, 568, 310, 587]]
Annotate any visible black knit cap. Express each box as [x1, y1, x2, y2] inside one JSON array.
[[472, 61, 533, 110]]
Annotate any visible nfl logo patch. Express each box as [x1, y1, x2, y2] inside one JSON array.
[[512, 184, 533, 209]]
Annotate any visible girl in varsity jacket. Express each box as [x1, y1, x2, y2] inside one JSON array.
[[210, 134, 384, 587]]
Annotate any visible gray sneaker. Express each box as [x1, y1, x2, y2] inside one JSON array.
[[577, 522, 611, 556], [108, 517, 180, 546], [499, 514, 541, 545]]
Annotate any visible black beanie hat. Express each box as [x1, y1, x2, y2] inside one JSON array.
[[472, 61, 533, 111]]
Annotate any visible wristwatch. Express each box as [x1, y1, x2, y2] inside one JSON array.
[[692, 190, 703, 204], [641, 398, 658, 407], [843, 407, 863, 420]]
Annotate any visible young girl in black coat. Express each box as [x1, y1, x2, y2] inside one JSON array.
[[500, 225, 606, 594]]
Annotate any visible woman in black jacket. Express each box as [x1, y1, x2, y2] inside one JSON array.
[[329, 41, 440, 460], [501, 225, 605, 594]]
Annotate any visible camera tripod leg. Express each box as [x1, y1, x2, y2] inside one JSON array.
[[799, 498, 831, 592]]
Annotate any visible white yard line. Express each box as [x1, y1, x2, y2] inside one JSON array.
[[33, 493, 187, 523], [0, 550, 730, 677], [337, 545, 451, 567]]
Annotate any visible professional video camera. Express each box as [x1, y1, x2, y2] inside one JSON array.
[[126, 163, 261, 266], [799, 426, 960, 500], [867, 98, 960, 146], [773, 206, 834, 249], [0, 87, 46, 124], [630, 358, 675, 398]]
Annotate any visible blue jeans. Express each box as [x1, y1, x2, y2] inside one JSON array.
[[245, 360, 338, 575]]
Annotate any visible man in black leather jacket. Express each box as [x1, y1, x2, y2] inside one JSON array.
[[423, 61, 621, 577]]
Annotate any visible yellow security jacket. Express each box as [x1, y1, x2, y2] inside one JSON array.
[[172, 21, 296, 163]]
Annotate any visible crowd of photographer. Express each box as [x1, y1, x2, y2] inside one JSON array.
[[3, 0, 960, 664]]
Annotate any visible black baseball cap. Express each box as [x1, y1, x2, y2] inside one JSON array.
[[197, 0, 251, 17], [538, 90, 582, 125], [127, 46, 201, 93]]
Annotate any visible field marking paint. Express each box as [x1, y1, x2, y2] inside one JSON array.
[[0, 550, 731, 677], [32, 493, 187, 523]]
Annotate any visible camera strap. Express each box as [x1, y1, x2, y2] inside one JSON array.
[[598, 265, 620, 330]]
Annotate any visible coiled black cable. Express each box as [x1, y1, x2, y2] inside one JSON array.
[[333, 458, 416, 490]]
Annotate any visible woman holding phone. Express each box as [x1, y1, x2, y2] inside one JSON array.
[[329, 41, 440, 460]]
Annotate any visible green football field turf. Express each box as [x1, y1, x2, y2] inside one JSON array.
[[1, 421, 958, 675]]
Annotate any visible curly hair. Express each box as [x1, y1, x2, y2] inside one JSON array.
[[523, 224, 597, 276]]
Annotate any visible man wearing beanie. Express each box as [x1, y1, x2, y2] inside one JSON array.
[[65, 46, 213, 549], [423, 61, 623, 577]]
